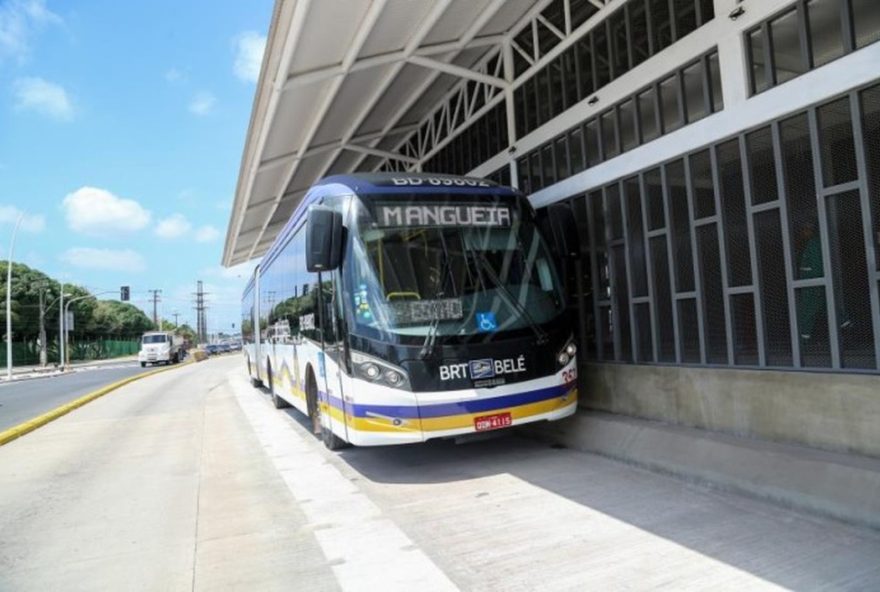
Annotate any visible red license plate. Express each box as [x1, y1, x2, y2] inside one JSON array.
[[474, 412, 513, 432]]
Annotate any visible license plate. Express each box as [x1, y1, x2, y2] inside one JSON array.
[[474, 412, 512, 432]]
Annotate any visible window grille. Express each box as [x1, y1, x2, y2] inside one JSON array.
[[563, 81, 880, 374]]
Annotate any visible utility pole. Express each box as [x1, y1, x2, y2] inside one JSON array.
[[172, 311, 180, 327], [148, 289, 162, 329], [193, 281, 209, 345], [59, 282, 65, 368], [5, 213, 23, 380], [33, 280, 51, 367]]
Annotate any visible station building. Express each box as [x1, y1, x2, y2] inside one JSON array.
[[225, 0, 880, 523]]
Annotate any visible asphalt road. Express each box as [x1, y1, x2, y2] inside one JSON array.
[[1, 356, 879, 591], [0, 362, 154, 432]]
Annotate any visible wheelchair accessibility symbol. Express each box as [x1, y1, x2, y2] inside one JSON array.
[[476, 312, 497, 333]]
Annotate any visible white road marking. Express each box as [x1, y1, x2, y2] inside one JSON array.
[[230, 371, 459, 592]]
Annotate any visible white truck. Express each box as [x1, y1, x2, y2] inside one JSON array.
[[138, 331, 185, 367]]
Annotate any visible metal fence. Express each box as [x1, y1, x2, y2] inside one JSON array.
[[560, 79, 880, 373], [0, 338, 140, 368]]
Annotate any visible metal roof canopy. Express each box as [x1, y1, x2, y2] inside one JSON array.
[[224, 0, 611, 267]]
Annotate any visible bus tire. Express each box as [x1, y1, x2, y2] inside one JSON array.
[[247, 357, 263, 387], [307, 369, 346, 450], [322, 422, 347, 451], [268, 363, 289, 409]]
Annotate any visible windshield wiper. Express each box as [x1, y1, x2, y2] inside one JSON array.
[[419, 315, 441, 360], [418, 237, 455, 360], [469, 248, 550, 345]]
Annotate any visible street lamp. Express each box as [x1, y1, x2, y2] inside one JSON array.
[[44, 283, 72, 368], [61, 290, 115, 370], [6, 213, 23, 380]]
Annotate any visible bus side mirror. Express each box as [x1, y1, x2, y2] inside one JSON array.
[[547, 203, 580, 259], [306, 206, 343, 272]]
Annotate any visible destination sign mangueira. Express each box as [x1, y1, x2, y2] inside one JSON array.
[[375, 204, 512, 228]]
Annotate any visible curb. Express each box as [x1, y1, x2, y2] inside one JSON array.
[[0, 361, 192, 447]]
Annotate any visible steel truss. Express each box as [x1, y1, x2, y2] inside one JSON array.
[[371, 0, 614, 173]]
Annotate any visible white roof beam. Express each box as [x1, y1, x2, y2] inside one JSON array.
[[256, 123, 420, 173], [283, 50, 406, 91], [406, 55, 508, 89], [415, 34, 506, 57], [248, 0, 390, 259], [346, 0, 510, 175], [536, 14, 565, 42], [226, 0, 311, 264], [343, 144, 419, 164], [282, 33, 509, 92], [303, 0, 457, 191]]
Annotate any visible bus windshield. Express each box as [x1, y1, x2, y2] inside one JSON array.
[[345, 193, 565, 344]]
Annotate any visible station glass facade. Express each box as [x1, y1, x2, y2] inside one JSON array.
[[563, 82, 880, 371]]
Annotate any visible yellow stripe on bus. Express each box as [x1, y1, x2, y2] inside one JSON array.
[[346, 389, 577, 433]]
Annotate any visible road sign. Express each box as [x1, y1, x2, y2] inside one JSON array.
[[120, 286, 130, 301], [65, 311, 74, 332]]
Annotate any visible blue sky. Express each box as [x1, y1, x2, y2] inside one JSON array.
[[0, 0, 273, 334]]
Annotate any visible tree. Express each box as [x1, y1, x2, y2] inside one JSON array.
[[86, 300, 153, 336], [0, 262, 60, 339]]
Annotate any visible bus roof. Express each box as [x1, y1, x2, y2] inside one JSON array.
[[314, 172, 515, 195]]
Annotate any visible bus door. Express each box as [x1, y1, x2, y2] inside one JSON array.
[[318, 271, 350, 442]]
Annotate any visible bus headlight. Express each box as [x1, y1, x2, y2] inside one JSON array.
[[557, 337, 577, 368], [383, 369, 403, 386], [351, 350, 411, 391]]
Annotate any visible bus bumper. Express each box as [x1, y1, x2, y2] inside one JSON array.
[[340, 360, 578, 447]]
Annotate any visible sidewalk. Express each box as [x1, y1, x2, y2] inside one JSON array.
[[0, 356, 139, 382]]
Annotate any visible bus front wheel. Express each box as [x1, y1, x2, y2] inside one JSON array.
[[307, 370, 345, 451]]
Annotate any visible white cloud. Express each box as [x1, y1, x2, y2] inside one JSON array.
[[0, 0, 61, 63], [233, 31, 266, 83], [164, 67, 185, 83], [155, 213, 192, 239], [188, 91, 216, 116], [177, 188, 196, 202], [59, 247, 146, 272], [194, 225, 220, 243], [0, 204, 45, 232], [62, 186, 151, 235], [13, 77, 73, 120]]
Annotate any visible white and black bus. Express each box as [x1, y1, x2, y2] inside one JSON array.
[[242, 173, 579, 449]]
